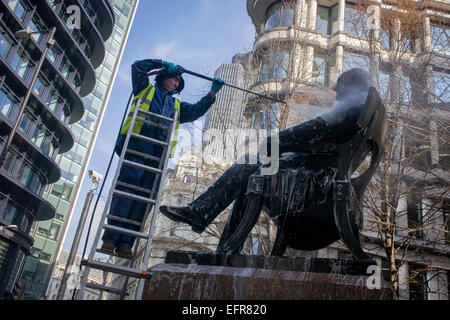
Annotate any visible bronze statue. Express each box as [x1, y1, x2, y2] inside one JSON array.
[[161, 68, 387, 262]]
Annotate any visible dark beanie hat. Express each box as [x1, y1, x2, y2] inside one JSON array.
[[155, 69, 185, 94]]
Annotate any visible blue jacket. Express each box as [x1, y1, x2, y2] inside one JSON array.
[[132, 59, 215, 124], [116, 59, 215, 158]]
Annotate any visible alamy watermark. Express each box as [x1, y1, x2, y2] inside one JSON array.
[[176, 127, 279, 175], [366, 5, 380, 31], [366, 264, 382, 290], [66, 5, 81, 30]]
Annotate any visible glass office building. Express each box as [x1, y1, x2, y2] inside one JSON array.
[[0, 0, 115, 299], [19, 0, 139, 299]]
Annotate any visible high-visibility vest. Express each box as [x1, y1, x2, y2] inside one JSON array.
[[120, 83, 180, 158]]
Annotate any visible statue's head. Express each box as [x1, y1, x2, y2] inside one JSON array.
[[333, 68, 371, 101]]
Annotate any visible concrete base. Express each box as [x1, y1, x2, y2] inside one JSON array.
[[143, 251, 396, 300]]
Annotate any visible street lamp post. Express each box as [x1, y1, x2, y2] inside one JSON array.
[[56, 171, 103, 300], [0, 26, 57, 168]]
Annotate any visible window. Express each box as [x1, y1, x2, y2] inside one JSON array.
[[443, 199, 450, 244], [312, 54, 326, 85], [1, 201, 28, 232], [73, 73, 81, 91], [94, 82, 107, 99], [19, 163, 32, 186], [79, 111, 96, 131], [379, 27, 390, 50], [0, 25, 14, 58], [11, 47, 32, 79], [430, 24, 449, 56], [405, 119, 432, 170], [182, 167, 198, 177], [437, 121, 450, 171], [49, 222, 61, 241], [31, 124, 47, 149], [18, 111, 33, 134], [344, 3, 368, 38], [316, 5, 338, 35], [378, 71, 391, 100], [3, 151, 19, 175], [59, 56, 73, 80], [400, 74, 411, 105], [399, 24, 416, 53], [45, 89, 61, 113], [99, 67, 112, 84], [28, 14, 47, 43], [343, 51, 370, 72], [265, 1, 294, 31], [407, 192, 425, 239], [8, 0, 28, 22], [51, 179, 74, 201], [409, 265, 428, 300], [432, 71, 450, 104], [312, 51, 335, 87], [0, 85, 18, 118], [46, 43, 62, 64], [259, 50, 290, 81], [77, 128, 92, 148], [108, 39, 120, 57], [33, 75, 48, 97], [67, 162, 81, 182]]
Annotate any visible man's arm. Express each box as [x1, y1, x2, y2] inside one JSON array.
[[178, 78, 224, 124], [131, 59, 164, 95], [178, 92, 216, 124]]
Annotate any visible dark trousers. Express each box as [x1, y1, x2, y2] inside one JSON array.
[[102, 135, 161, 248]]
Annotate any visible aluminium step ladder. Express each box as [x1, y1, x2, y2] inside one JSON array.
[[76, 96, 178, 300]]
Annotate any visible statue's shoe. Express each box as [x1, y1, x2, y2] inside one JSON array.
[[159, 205, 207, 233]]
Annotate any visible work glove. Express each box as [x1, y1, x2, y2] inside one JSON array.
[[211, 78, 225, 93], [162, 60, 178, 74]]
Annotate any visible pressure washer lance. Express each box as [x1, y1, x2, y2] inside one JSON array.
[[147, 66, 288, 105]]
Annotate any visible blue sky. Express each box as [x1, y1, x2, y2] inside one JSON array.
[[62, 0, 255, 252]]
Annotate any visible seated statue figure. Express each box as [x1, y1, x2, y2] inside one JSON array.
[[160, 68, 387, 261]]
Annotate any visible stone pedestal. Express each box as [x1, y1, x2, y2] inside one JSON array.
[[143, 251, 396, 300]]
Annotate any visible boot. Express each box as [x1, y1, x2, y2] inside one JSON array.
[[116, 246, 133, 259], [100, 241, 116, 255], [160, 205, 207, 233]]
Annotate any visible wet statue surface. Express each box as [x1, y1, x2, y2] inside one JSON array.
[[161, 68, 388, 262]]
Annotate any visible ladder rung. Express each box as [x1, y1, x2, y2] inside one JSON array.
[[134, 117, 169, 130], [96, 248, 131, 259], [85, 282, 129, 296], [103, 224, 148, 239], [122, 160, 163, 175], [130, 133, 168, 147], [137, 109, 174, 123], [126, 149, 160, 162], [81, 260, 152, 279], [107, 215, 142, 227], [113, 190, 156, 204], [116, 182, 153, 195]]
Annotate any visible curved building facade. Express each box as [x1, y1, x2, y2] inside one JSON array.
[[0, 0, 114, 299], [246, 0, 449, 299]]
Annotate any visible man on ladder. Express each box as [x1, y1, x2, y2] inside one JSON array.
[[100, 58, 224, 258]]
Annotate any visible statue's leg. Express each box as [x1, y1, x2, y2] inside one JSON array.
[[216, 189, 247, 254], [270, 228, 288, 257], [160, 155, 261, 233], [333, 181, 375, 263], [216, 192, 263, 255]]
